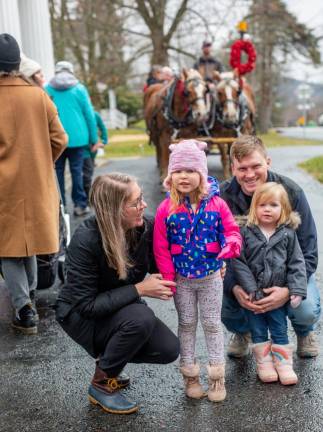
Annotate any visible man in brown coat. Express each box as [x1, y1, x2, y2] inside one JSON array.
[[0, 34, 67, 334]]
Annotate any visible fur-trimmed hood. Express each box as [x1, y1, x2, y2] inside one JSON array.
[[234, 211, 301, 230], [286, 211, 301, 230]]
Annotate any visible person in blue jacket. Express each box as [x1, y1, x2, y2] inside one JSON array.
[[46, 61, 98, 216], [83, 111, 108, 203]]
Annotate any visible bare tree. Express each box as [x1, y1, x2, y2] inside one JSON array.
[[49, 0, 130, 106], [246, 0, 321, 132], [119, 0, 191, 65]]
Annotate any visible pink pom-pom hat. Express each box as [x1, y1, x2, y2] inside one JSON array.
[[163, 139, 208, 192]]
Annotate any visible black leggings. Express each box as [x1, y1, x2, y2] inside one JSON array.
[[94, 303, 180, 376]]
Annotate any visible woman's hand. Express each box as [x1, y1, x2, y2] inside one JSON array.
[[135, 274, 176, 300], [91, 142, 104, 153]]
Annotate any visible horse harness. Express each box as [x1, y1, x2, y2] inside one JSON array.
[[211, 81, 251, 135], [162, 76, 205, 130]]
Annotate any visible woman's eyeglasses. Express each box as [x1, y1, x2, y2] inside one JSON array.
[[127, 193, 145, 210]]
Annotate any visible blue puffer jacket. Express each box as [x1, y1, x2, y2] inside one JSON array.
[[45, 72, 98, 148]]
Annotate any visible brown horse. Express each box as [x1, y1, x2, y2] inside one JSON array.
[[144, 69, 208, 180], [208, 69, 256, 178]]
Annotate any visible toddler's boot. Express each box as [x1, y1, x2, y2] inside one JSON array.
[[252, 341, 278, 383], [180, 364, 206, 399], [207, 364, 226, 402], [271, 344, 298, 385]]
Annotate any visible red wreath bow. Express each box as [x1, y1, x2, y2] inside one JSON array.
[[230, 39, 257, 75]]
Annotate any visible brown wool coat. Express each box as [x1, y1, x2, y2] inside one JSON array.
[[0, 76, 67, 257]]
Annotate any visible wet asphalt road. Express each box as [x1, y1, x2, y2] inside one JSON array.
[[1, 146, 323, 432]]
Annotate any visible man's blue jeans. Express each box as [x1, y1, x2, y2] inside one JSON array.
[[55, 147, 87, 209], [221, 275, 321, 337], [246, 306, 288, 344]]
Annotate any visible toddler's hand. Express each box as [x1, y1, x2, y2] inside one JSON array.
[[248, 292, 255, 302], [220, 262, 226, 279], [217, 245, 232, 260], [290, 295, 302, 309]]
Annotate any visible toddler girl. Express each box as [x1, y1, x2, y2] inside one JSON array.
[[154, 139, 241, 402], [232, 182, 307, 385]]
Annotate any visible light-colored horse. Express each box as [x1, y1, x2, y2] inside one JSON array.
[[213, 70, 256, 132], [144, 68, 208, 180], [209, 69, 256, 177]]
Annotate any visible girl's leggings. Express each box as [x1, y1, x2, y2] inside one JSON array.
[[174, 272, 224, 366]]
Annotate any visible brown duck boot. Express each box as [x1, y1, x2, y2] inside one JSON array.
[[252, 341, 278, 383], [94, 362, 130, 389], [180, 364, 206, 399], [271, 344, 298, 386], [207, 364, 226, 402], [89, 365, 138, 414]]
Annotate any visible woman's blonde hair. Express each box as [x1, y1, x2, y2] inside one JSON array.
[[248, 182, 292, 226], [169, 173, 206, 212], [89, 173, 137, 279]]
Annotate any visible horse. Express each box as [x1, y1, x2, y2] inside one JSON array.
[[144, 68, 208, 181], [206, 69, 256, 178]]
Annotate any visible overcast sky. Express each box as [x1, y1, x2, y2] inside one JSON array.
[[283, 0, 323, 83]]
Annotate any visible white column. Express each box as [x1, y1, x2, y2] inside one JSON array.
[[18, 0, 55, 81], [0, 0, 22, 46]]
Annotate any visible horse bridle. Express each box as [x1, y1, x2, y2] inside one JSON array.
[[183, 77, 206, 104]]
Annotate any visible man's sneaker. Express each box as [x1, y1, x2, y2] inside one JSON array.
[[74, 206, 90, 217], [29, 291, 39, 323], [227, 332, 251, 358], [12, 304, 37, 335], [297, 332, 319, 358]]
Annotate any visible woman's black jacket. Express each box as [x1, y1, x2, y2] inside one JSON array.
[[56, 215, 156, 322]]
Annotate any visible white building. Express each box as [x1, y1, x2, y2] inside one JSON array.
[[0, 0, 54, 80]]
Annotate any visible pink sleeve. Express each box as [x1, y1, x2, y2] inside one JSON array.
[[153, 200, 176, 282], [217, 198, 242, 259]]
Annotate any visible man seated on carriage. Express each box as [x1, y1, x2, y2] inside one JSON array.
[[193, 41, 224, 82]]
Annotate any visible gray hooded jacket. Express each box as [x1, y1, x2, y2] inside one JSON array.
[[232, 212, 307, 299]]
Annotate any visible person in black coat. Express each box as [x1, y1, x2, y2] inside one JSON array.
[[55, 173, 179, 414], [220, 135, 320, 359]]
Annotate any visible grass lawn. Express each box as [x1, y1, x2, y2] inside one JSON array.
[[259, 130, 322, 147], [105, 138, 154, 157], [299, 156, 323, 183], [104, 128, 321, 159]]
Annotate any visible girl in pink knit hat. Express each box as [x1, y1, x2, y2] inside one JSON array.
[[154, 139, 242, 402]]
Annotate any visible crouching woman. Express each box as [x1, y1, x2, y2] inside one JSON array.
[[55, 173, 179, 414]]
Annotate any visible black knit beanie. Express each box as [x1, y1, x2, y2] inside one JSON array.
[[0, 33, 21, 72]]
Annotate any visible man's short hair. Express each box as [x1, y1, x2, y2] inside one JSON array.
[[230, 135, 267, 162]]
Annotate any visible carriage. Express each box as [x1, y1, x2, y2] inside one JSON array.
[[144, 68, 255, 180], [144, 26, 257, 181]]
